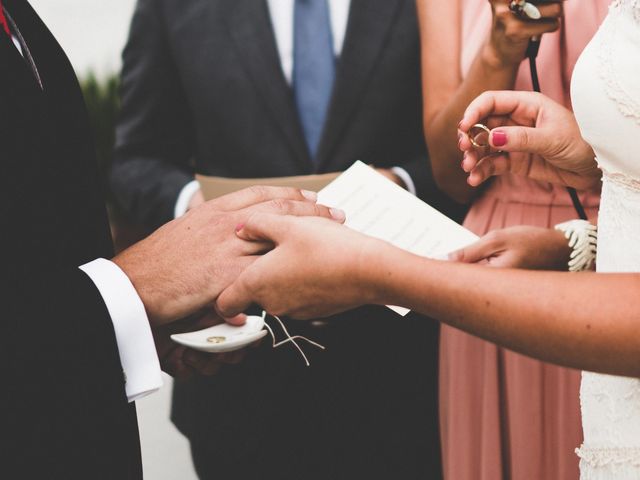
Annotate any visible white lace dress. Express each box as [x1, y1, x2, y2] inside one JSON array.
[[571, 0, 640, 478]]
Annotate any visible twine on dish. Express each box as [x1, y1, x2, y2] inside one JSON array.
[[261, 311, 325, 366]]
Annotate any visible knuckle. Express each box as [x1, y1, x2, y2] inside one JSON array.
[[494, 10, 510, 22], [484, 230, 501, 245], [315, 204, 331, 218], [247, 185, 269, 200], [519, 129, 530, 150], [547, 5, 562, 17], [268, 198, 289, 213]]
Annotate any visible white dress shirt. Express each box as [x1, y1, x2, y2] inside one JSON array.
[[175, 0, 416, 217], [80, 259, 162, 402], [7, 30, 162, 403]]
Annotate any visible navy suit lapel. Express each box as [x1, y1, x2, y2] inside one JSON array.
[[223, 0, 313, 172], [316, 0, 404, 171]]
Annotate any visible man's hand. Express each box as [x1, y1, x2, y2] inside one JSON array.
[[153, 311, 247, 379], [113, 186, 345, 326], [459, 91, 601, 190], [187, 188, 206, 212], [448, 226, 572, 271]]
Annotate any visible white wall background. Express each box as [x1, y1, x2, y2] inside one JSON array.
[[29, 0, 135, 76], [27, 1, 199, 478]]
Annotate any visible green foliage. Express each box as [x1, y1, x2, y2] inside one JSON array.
[[80, 73, 120, 196]]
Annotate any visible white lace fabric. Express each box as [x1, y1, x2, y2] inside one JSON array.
[[570, 0, 640, 478]]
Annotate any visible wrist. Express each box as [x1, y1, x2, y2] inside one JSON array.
[[354, 238, 393, 305], [480, 43, 521, 72], [357, 239, 415, 307], [550, 229, 574, 271], [112, 249, 173, 326]]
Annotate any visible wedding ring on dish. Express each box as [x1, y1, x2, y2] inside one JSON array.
[[467, 123, 492, 149], [509, 0, 542, 20], [171, 315, 268, 353]]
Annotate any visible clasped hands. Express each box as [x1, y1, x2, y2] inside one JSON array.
[[112, 186, 345, 378]]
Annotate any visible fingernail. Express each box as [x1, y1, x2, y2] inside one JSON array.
[[461, 153, 468, 170], [235, 223, 244, 232], [330, 208, 346, 221], [492, 130, 507, 147], [301, 190, 318, 201]]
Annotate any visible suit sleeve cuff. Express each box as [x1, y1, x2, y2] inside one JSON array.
[[174, 180, 201, 218], [390, 166, 417, 196], [79, 258, 163, 402]]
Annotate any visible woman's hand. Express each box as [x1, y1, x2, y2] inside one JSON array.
[[485, 0, 562, 67], [449, 226, 571, 270], [459, 90, 600, 189], [216, 215, 384, 320]]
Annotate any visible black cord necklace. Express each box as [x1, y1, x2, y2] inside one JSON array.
[[526, 39, 588, 220]]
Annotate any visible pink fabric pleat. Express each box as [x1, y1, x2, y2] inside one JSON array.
[[440, 1, 610, 479]]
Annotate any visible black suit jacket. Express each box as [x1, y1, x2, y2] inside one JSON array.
[[112, 1, 448, 478], [1, 1, 141, 478], [111, 0, 462, 230]]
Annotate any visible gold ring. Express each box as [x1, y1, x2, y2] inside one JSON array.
[[207, 336, 226, 344], [467, 124, 492, 149]]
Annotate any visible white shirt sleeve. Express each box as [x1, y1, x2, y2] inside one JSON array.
[[390, 166, 417, 196], [79, 258, 163, 403], [174, 180, 201, 219]]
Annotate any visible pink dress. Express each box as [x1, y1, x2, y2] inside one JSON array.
[[439, 2, 609, 480]]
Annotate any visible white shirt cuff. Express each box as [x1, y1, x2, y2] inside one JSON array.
[[80, 258, 163, 402], [391, 167, 417, 196], [174, 180, 201, 219]]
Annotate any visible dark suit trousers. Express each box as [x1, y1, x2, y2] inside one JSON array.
[[173, 306, 443, 480]]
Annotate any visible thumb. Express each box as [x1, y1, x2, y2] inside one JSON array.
[[236, 213, 292, 243], [224, 313, 247, 326], [490, 126, 548, 155], [216, 273, 254, 319], [448, 236, 498, 264]]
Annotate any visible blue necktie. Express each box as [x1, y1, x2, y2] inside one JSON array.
[[293, 0, 336, 161]]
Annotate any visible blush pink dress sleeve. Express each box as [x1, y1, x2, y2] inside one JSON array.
[[439, 2, 610, 480]]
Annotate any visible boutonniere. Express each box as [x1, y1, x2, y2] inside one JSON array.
[[0, 0, 10, 37]]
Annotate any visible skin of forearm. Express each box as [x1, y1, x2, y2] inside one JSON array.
[[368, 243, 640, 378], [426, 46, 519, 204]]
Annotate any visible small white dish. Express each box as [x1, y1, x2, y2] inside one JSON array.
[[170, 315, 267, 353]]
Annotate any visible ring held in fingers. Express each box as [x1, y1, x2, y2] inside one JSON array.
[[467, 123, 492, 149]]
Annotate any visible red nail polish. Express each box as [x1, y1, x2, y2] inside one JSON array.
[[492, 131, 507, 147], [235, 223, 244, 232]]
